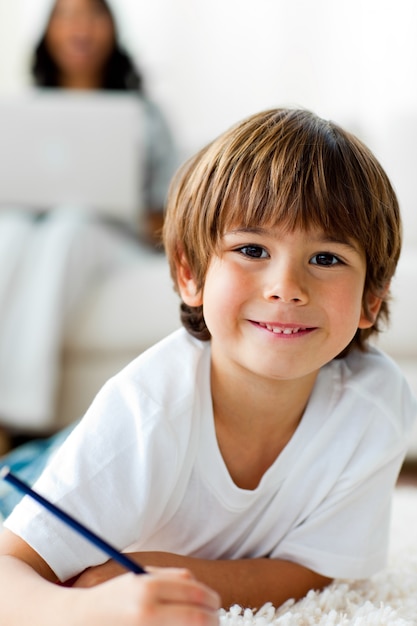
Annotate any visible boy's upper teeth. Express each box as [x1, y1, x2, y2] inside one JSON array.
[[264, 324, 301, 334]]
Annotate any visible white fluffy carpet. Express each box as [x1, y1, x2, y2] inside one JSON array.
[[220, 486, 417, 625]]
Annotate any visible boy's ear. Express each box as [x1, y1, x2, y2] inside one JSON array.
[[176, 254, 203, 307], [358, 284, 389, 329]]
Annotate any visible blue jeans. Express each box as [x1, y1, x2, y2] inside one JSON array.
[[0, 422, 77, 520]]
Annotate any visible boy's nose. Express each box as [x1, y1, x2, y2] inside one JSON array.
[[263, 264, 308, 304]]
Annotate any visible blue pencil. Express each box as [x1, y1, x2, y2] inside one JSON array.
[[0, 466, 146, 575]]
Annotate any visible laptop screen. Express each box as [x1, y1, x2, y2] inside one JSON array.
[[0, 90, 144, 226]]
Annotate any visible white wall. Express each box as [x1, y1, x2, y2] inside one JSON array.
[[1, 0, 417, 243]]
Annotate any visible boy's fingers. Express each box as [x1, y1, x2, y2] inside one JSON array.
[[155, 605, 220, 626], [140, 571, 221, 611]]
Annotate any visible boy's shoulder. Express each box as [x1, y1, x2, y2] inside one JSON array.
[[129, 327, 207, 371], [340, 344, 408, 386], [324, 345, 417, 431], [102, 328, 210, 412]]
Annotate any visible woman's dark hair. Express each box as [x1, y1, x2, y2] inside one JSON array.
[[31, 0, 143, 92]]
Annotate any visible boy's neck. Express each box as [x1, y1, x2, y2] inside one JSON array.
[[210, 362, 318, 490]]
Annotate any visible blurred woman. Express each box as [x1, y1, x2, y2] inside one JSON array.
[[0, 0, 178, 448], [33, 0, 177, 237]]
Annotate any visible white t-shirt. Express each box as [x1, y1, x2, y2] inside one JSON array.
[[5, 329, 417, 582]]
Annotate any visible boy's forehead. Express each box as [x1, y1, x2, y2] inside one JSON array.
[[224, 219, 349, 240]]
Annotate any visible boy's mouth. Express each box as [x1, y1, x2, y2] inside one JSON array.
[[256, 322, 314, 335]]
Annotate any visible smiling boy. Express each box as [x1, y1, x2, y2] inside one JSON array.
[[0, 108, 416, 621], [183, 225, 379, 491]]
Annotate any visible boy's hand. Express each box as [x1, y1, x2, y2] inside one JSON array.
[[76, 568, 220, 626]]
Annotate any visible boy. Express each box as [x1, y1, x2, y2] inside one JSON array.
[[0, 108, 415, 621]]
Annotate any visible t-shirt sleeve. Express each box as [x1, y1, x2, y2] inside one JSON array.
[[270, 354, 417, 579], [271, 449, 402, 578], [4, 374, 183, 582]]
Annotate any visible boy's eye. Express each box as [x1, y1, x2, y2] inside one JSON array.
[[310, 253, 343, 266], [236, 245, 269, 259]]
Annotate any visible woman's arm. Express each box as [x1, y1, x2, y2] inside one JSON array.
[[0, 531, 220, 626], [73, 550, 332, 609]]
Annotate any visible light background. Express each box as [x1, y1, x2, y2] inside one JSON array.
[[0, 0, 416, 243]]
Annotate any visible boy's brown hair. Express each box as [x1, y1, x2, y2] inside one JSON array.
[[163, 108, 402, 355]]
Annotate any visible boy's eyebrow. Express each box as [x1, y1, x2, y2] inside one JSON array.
[[226, 227, 362, 254], [317, 234, 362, 254], [227, 227, 270, 236]]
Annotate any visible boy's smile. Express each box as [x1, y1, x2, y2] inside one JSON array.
[[252, 321, 316, 337], [180, 225, 382, 387]]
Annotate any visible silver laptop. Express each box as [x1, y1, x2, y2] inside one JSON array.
[[0, 91, 144, 224]]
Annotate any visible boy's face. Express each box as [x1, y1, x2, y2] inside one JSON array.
[[179, 225, 382, 384]]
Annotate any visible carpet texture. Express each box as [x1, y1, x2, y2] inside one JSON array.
[[220, 487, 417, 625]]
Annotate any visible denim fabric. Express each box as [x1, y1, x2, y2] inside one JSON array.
[[0, 422, 77, 520]]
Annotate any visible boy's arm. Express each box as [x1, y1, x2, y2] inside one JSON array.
[[0, 531, 86, 626], [0, 531, 220, 626], [73, 550, 332, 609]]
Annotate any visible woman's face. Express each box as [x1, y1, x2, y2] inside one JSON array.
[[45, 0, 116, 87]]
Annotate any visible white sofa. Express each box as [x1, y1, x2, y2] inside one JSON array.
[[58, 251, 181, 429], [57, 247, 417, 460]]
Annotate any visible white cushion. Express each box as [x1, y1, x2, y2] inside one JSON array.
[[64, 253, 180, 352]]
